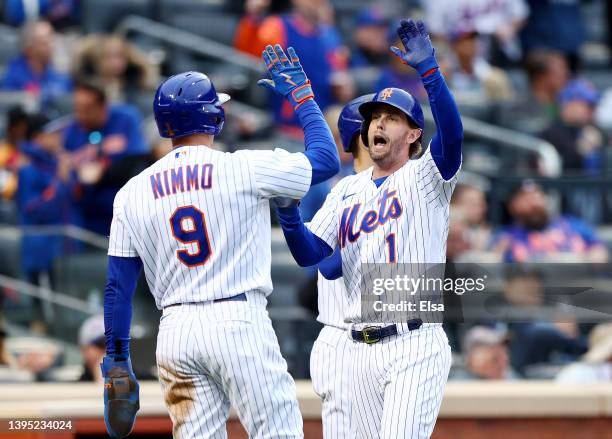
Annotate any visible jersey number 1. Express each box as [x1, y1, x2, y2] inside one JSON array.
[[170, 206, 211, 267]]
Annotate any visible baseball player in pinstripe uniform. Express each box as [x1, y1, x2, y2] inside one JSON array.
[[275, 20, 463, 438], [310, 94, 374, 439], [100, 44, 340, 439]]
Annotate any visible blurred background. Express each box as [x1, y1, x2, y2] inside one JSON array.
[[0, 0, 612, 396]]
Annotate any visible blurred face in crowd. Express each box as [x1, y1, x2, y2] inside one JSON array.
[[508, 185, 550, 229], [74, 88, 107, 131], [100, 37, 129, 80], [293, 0, 327, 25], [80, 339, 105, 383], [453, 186, 487, 226], [452, 33, 478, 67], [23, 21, 54, 67], [355, 24, 389, 56], [447, 216, 470, 260], [503, 272, 544, 307], [367, 104, 421, 169], [560, 100, 594, 127], [467, 344, 509, 380], [546, 54, 569, 93], [245, 0, 270, 16]]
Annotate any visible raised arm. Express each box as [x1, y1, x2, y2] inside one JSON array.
[[258, 44, 340, 184], [391, 19, 463, 180]]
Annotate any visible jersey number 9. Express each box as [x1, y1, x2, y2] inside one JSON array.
[[170, 205, 211, 267]]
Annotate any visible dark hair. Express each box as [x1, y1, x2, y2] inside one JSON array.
[[7, 106, 28, 128], [525, 49, 564, 83], [25, 113, 50, 140], [74, 78, 107, 105]]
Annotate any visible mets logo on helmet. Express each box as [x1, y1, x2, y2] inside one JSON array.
[[380, 88, 394, 100]]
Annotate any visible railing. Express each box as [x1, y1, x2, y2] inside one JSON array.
[[116, 15, 263, 73], [422, 108, 562, 177]]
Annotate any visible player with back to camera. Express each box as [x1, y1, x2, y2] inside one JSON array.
[[310, 93, 374, 439], [100, 44, 340, 439], [274, 19, 463, 438]]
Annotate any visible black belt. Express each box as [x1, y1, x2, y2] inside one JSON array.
[[351, 319, 423, 344], [165, 293, 247, 309]]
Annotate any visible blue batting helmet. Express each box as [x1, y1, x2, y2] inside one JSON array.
[[338, 94, 374, 153], [358, 87, 424, 147], [153, 72, 231, 139]]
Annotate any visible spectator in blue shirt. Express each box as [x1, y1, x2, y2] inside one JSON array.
[[16, 113, 76, 330], [0, 21, 72, 107], [491, 182, 609, 263], [63, 80, 148, 235]]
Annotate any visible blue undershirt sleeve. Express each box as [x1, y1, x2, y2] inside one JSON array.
[[318, 246, 342, 280], [277, 204, 333, 267], [104, 255, 143, 359], [421, 70, 463, 180], [295, 99, 340, 185]]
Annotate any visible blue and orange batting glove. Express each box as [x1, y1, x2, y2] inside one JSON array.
[[101, 355, 140, 438], [390, 19, 439, 77], [257, 44, 314, 110]]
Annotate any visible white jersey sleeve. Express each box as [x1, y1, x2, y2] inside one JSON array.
[[244, 148, 312, 199], [108, 185, 138, 258], [416, 145, 461, 209]]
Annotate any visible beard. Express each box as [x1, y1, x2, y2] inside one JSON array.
[[520, 208, 550, 230]]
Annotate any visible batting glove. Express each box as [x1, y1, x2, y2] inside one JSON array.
[[101, 355, 140, 438], [257, 44, 314, 110], [390, 19, 439, 77]]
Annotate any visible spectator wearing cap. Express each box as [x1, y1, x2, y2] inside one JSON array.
[[542, 79, 604, 175], [77, 314, 105, 382], [491, 182, 609, 263], [350, 7, 390, 68], [0, 21, 72, 107], [542, 79, 605, 223], [16, 113, 76, 331], [375, 21, 427, 102], [257, 0, 352, 137], [498, 50, 570, 134], [446, 29, 514, 104], [556, 323, 612, 383], [63, 80, 147, 235], [451, 326, 518, 380]]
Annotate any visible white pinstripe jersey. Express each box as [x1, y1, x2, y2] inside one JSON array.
[[316, 272, 349, 329], [309, 147, 459, 324], [108, 144, 312, 309]]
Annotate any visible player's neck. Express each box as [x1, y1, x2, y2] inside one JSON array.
[[372, 161, 407, 179], [172, 134, 215, 149]]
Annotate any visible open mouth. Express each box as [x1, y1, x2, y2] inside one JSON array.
[[373, 133, 388, 148]]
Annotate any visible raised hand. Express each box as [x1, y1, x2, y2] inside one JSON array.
[[390, 19, 438, 76], [257, 44, 314, 109]]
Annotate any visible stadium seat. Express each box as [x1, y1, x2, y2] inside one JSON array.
[[81, 0, 152, 33]]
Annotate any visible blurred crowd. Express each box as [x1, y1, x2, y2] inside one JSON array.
[[0, 0, 612, 383]]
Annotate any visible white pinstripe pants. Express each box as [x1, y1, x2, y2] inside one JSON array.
[[156, 292, 303, 439], [351, 325, 451, 439], [310, 325, 356, 439]]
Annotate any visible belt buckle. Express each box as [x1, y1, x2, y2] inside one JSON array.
[[362, 326, 381, 344]]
